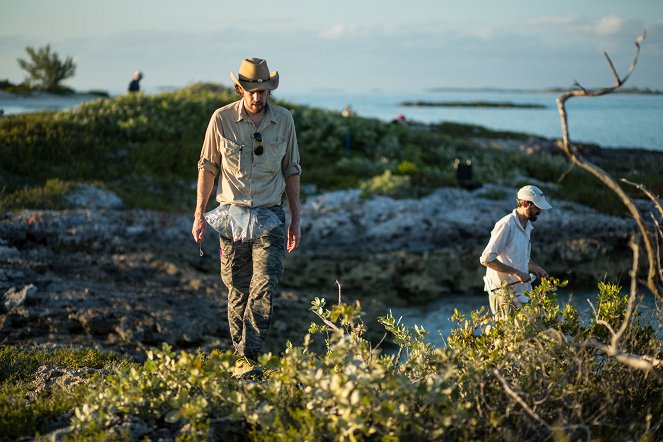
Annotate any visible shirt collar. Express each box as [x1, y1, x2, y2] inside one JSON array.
[[511, 208, 533, 232], [234, 100, 277, 125]]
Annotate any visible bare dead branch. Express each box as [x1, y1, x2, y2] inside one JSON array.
[[555, 31, 663, 302], [319, 316, 340, 333], [621, 179, 663, 221], [335, 279, 342, 305], [493, 369, 552, 432], [653, 216, 663, 281], [586, 340, 663, 382], [574, 240, 663, 382], [612, 238, 640, 348], [603, 51, 621, 85], [595, 319, 617, 337]]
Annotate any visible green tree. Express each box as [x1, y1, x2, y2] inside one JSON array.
[[17, 44, 76, 93]]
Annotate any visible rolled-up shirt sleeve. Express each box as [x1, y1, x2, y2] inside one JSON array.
[[281, 113, 302, 178], [480, 220, 510, 264], [197, 112, 222, 176]]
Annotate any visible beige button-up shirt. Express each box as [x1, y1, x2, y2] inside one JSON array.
[[198, 100, 301, 208]]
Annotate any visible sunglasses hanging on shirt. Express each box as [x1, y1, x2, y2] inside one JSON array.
[[253, 132, 263, 155]]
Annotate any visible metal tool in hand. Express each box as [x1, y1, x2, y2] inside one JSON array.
[[489, 273, 537, 293], [199, 242, 204, 257]]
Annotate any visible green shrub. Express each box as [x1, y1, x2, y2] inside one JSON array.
[[360, 170, 413, 199], [0, 346, 127, 441], [45, 279, 660, 440], [0, 178, 74, 211], [1, 278, 660, 440], [2, 83, 661, 213]]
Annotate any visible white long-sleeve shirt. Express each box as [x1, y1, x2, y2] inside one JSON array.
[[480, 209, 533, 296]]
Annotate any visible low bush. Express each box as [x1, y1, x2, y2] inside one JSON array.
[[0, 346, 127, 441], [2, 279, 658, 440], [3, 83, 661, 213]]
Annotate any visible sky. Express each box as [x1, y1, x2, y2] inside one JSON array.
[[1, 0, 662, 96]]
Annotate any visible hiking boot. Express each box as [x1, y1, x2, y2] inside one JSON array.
[[233, 356, 262, 378]]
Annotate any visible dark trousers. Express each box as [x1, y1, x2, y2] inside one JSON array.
[[219, 206, 285, 359]]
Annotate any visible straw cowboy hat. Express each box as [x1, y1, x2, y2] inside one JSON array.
[[230, 58, 279, 91]]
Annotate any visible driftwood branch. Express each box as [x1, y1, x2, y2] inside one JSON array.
[[621, 180, 663, 282], [335, 279, 342, 305], [621, 178, 663, 222], [555, 31, 662, 302], [612, 238, 640, 347], [583, 239, 663, 382], [584, 337, 663, 383], [493, 369, 551, 432]]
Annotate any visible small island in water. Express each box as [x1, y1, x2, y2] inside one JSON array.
[[399, 100, 546, 109]]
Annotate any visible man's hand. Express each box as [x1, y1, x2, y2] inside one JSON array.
[[529, 262, 549, 280], [514, 270, 532, 283], [287, 220, 301, 253], [192, 213, 207, 243]]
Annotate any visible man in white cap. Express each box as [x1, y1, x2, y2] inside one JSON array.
[[192, 58, 301, 376], [480, 185, 552, 319]]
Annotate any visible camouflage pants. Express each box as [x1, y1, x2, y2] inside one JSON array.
[[219, 206, 285, 360]]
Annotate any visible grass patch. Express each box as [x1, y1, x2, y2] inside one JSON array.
[[0, 345, 130, 441], [0, 179, 74, 211]]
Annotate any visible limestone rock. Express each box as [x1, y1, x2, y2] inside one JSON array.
[[0, 186, 642, 357]]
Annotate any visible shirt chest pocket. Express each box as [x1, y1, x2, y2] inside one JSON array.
[[255, 136, 287, 173], [221, 137, 244, 173]]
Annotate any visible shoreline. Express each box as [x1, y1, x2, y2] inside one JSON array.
[[399, 100, 546, 108], [2, 91, 662, 157]]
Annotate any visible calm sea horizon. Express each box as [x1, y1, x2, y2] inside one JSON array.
[[2, 88, 662, 152], [279, 89, 663, 152]]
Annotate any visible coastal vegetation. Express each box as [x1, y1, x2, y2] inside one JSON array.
[[1, 76, 662, 440], [1, 83, 661, 215], [12, 44, 76, 94], [1, 279, 661, 440]]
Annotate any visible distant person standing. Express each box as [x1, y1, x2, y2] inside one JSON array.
[[128, 71, 143, 93], [341, 104, 355, 117], [480, 185, 552, 319]]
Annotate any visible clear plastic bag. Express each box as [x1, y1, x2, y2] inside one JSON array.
[[204, 204, 283, 242]]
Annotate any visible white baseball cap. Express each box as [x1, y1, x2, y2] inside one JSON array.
[[517, 185, 552, 210]]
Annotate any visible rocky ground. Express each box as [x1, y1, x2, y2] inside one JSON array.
[[2, 179, 648, 360], [0, 196, 314, 360]]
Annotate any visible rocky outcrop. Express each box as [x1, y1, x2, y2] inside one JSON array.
[[0, 209, 312, 359], [286, 185, 635, 304], [0, 184, 639, 357]]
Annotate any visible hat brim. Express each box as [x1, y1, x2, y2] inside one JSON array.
[[532, 198, 552, 210], [230, 71, 279, 91]]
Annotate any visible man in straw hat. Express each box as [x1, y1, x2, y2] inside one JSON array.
[[480, 185, 552, 320], [192, 58, 301, 377]]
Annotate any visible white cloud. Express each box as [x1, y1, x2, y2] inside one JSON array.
[[319, 24, 369, 40], [592, 15, 624, 36], [526, 15, 579, 27], [526, 14, 626, 37]]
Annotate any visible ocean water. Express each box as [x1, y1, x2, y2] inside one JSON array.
[[0, 92, 102, 115], [391, 289, 663, 347], [278, 90, 663, 151], [2, 89, 661, 151]]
